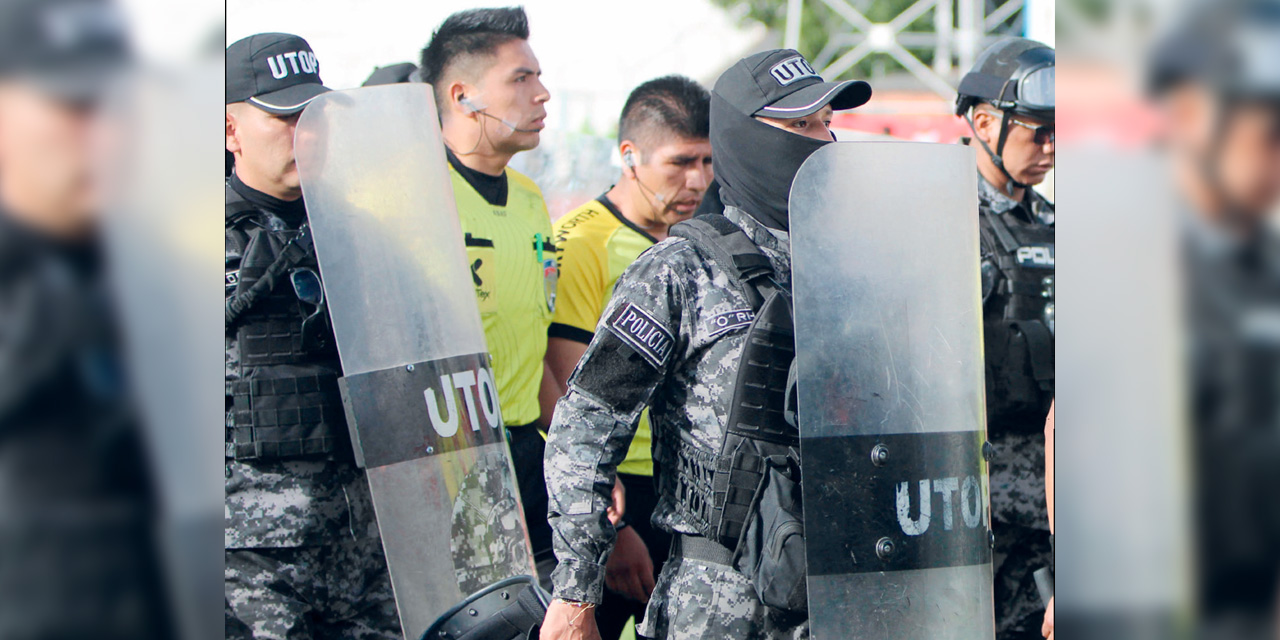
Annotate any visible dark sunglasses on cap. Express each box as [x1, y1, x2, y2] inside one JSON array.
[[1009, 117, 1055, 145]]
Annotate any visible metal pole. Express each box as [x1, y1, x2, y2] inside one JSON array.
[[957, 0, 980, 72], [786, 0, 804, 51], [934, 0, 954, 76]]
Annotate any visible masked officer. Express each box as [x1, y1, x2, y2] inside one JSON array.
[[419, 6, 562, 588], [955, 37, 1055, 640], [224, 33, 400, 638], [545, 75, 712, 640], [540, 50, 870, 640]]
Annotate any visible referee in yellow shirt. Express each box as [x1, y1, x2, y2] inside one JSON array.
[[420, 8, 565, 587], [545, 76, 712, 640]]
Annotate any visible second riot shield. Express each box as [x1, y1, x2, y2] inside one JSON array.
[[295, 85, 535, 639], [790, 142, 993, 638]]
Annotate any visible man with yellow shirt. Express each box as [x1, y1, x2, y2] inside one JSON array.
[[546, 75, 712, 640], [419, 6, 563, 586]]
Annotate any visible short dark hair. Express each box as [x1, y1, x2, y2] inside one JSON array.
[[618, 75, 711, 153], [420, 6, 530, 114]]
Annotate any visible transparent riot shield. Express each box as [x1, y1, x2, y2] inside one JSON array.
[[295, 84, 535, 639], [790, 142, 993, 638]]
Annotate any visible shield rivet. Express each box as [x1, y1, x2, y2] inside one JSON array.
[[425, 446, 435, 454], [407, 364, 415, 371], [500, 591, 510, 600], [989, 530, 996, 549], [875, 537, 895, 560], [870, 444, 889, 467], [468, 608, 478, 616], [982, 441, 995, 462]]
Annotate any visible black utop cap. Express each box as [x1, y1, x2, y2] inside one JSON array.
[[226, 32, 330, 115], [714, 49, 871, 118]]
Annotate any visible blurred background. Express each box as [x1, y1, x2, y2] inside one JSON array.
[[226, 0, 1054, 216]]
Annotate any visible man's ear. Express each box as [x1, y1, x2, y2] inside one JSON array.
[[1166, 85, 1215, 153], [619, 140, 639, 172], [447, 81, 478, 120], [972, 109, 999, 146], [225, 109, 241, 155]]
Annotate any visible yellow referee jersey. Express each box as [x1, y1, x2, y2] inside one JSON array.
[[451, 163, 555, 428], [552, 194, 657, 476]]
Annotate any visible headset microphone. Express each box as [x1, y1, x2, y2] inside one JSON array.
[[626, 148, 672, 225], [460, 96, 541, 133], [624, 150, 662, 199]]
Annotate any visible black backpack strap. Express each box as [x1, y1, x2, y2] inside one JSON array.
[[225, 182, 261, 229], [224, 224, 313, 328], [225, 199, 259, 227], [984, 211, 1023, 256], [670, 214, 779, 310], [223, 182, 318, 329]]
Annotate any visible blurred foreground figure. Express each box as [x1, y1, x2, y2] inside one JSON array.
[[1150, 1, 1280, 637], [0, 0, 169, 637], [956, 37, 1056, 640]]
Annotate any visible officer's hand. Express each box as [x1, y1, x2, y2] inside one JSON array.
[[539, 600, 601, 640], [604, 525, 656, 603], [1041, 596, 1053, 639], [606, 476, 626, 526]]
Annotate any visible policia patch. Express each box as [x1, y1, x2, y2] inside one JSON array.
[[606, 302, 675, 369]]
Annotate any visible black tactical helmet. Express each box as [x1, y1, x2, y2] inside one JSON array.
[[956, 38, 1055, 124], [419, 575, 551, 640], [1148, 0, 1280, 100]]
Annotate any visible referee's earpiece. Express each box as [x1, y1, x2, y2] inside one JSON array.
[[460, 96, 482, 114], [623, 149, 636, 169]]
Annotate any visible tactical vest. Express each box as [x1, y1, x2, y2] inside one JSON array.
[[666, 214, 808, 612], [979, 207, 1055, 428], [224, 185, 351, 460]]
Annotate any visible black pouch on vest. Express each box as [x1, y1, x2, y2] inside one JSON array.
[[670, 215, 806, 612], [984, 319, 1053, 427], [734, 445, 807, 612], [714, 290, 807, 613]]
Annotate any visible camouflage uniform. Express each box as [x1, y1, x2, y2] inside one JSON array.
[[224, 179, 399, 640], [977, 174, 1054, 639], [545, 207, 807, 639]]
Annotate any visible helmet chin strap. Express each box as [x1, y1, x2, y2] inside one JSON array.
[[964, 110, 1032, 197]]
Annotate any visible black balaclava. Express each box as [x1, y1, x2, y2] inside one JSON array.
[[710, 91, 830, 232]]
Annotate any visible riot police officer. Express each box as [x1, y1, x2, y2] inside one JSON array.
[[540, 50, 871, 640], [955, 37, 1056, 640], [223, 33, 399, 638], [1150, 1, 1280, 633]]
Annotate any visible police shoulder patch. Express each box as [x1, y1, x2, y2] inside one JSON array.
[[606, 301, 675, 369], [707, 309, 754, 338]]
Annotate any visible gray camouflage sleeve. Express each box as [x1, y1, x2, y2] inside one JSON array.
[[543, 246, 688, 604]]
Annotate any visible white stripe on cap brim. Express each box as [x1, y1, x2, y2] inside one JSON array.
[[249, 95, 320, 112], [758, 80, 868, 115]]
